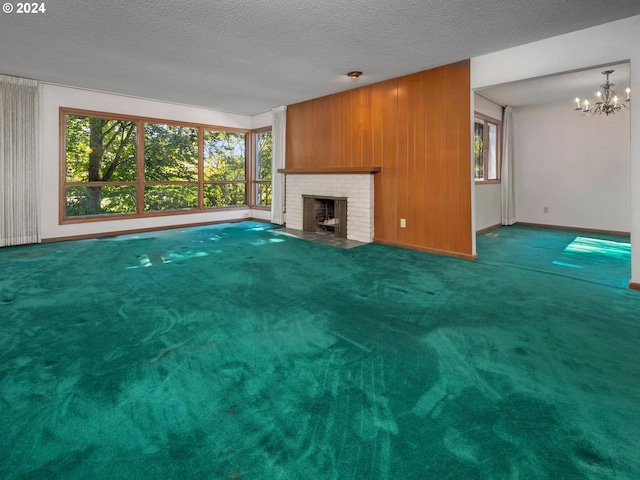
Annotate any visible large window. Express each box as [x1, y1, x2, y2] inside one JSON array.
[[65, 115, 138, 217], [144, 123, 199, 212], [61, 109, 266, 222], [203, 130, 247, 207], [474, 113, 502, 183]]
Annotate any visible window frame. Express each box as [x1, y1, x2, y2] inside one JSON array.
[[248, 126, 273, 210], [143, 121, 201, 213], [201, 128, 249, 209], [473, 112, 502, 185], [59, 107, 260, 224]]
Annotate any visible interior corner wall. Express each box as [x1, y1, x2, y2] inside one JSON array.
[[512, 102, 630, 232], [285, 61, 474, 258], [251, 110, 273, 130], [471, 14, 640, 285], [473, 94, 503, 231], [40, 84, 266, 241]]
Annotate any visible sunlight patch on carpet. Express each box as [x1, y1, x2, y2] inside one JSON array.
[[564, 237, 631, 259], [552, 261, 584, 269]]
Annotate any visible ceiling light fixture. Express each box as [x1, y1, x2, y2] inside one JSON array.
[[347, 71, 362, 79], [575, 70, 630, 116]]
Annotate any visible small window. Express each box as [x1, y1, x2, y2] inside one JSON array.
[[254, 130, 272, 207], [474, 113, 501, 183]]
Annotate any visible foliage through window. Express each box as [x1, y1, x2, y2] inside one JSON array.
[[144, 123, 199, 212], [65, 115, 138, 216], [474, 113, 501, 183], [203, 130, 246, 207], [255, 130, 272, 207], [62, 109, 268, 221]]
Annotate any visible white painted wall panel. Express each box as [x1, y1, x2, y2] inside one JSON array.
[[513, 103, 630, 232]]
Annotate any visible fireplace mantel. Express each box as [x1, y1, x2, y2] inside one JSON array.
[[278, 166, 381, 174]]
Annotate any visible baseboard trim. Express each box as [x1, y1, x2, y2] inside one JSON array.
[[476, 223, 502, 234], [514, 222, 629, 237], [629, 282, 640, 291], [374, 238, 477, 261], [41, 217, 270, 244]]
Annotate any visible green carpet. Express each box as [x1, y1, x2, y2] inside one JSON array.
[[1, 222, 639, 479]]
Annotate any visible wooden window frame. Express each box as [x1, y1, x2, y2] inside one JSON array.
[[59, 107, 257, 224], [201, 127, 248, 210], [249, 126, 272, 210], [473, 112, 502, 185]]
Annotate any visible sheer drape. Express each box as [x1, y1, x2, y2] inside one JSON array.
[[0, 74, 40, 246], [271, 106, 286, 225], [501, 106, 515, 225]]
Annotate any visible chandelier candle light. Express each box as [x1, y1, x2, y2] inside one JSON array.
[[576, 70, 630, 116]]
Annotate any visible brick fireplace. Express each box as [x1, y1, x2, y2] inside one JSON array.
[[284, 173, 375, 243]]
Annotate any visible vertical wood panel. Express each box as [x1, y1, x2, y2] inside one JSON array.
[[285, 61, 472, 257], [396, 75, 409, 245], [339, 91, 354, 167], [331, 95, 342, 166], [373, 79, 397, 242], [412, 72, 427, 246], [424, 71, 442, 248], [361, 87, 373, 168], [351, 89, 361, 167], [442, 69, 459, 250]]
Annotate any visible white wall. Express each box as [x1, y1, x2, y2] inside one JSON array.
[[251, 110, 272, 130], [475, 185, 501, 231], [471, 14, 640, 286], [513, 102, 630, 232], [474, 94, 503, 231], [41, 84, 272, 240]]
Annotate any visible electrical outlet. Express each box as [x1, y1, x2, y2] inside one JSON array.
[[400, 218, 406, 228], [543, 207, 549, 214]]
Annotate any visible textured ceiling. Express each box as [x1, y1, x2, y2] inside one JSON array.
[[1, 1, 640, 115]]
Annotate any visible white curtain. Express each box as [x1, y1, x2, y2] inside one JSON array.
[[271, 105, 286, 225], [501, 106, 516, 225], [0, 74, 40, 247]]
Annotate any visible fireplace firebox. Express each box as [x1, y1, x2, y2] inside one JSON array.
[[302, 195, 347, 238]]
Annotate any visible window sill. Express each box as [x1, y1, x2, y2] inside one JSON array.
[[60, 205, 248, 224], [474, 180, 501, 185]]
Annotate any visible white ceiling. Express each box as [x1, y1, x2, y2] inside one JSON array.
[[477, 63, 631, 108], [1, 1, 639, 115]]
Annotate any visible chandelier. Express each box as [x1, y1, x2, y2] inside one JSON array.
[[575, 70, 630, 116]]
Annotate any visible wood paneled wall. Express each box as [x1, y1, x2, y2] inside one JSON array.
[[286, 61, 473, 258]]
